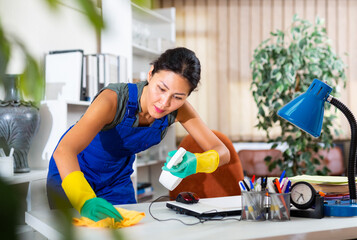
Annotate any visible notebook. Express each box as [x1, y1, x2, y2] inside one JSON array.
[[166, 195, 242, 218]]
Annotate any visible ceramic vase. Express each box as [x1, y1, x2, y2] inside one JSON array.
[[0, 75, 40, 173]]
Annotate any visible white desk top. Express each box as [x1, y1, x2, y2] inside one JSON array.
[[26, 200, 357, 240]]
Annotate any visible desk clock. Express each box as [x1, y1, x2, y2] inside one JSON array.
[[290, 181, 324, 219]]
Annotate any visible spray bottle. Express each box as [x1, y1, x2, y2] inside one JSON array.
[[159, 147, 186, 191]]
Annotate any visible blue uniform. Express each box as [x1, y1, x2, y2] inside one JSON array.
[[47, 83, 170, 208]]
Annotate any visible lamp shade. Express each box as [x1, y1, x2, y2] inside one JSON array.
[[277, 79, 332, 137]]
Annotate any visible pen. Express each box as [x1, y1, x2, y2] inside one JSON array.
[[243, 179, 251, 191], [279, 170, 286, 184], [274, 179, 290, 218], [240, 181, 258, 220], [249, 179, 254, 191], [261, 176, 268, 190], [254, 178, 260, 189], [239, 181, 247, 192], [280, 177, 288, 189], [239, 181, 250, 219], [267, 179, 276, 193], [284, 180, 291, 193], [270, 197, 281, 220], [252, 175, 256, 183], [273, 178, 282, 193]]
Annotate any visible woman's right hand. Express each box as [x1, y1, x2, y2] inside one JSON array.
[[80, 197, 123, 222], [61, 171, 122, 222]]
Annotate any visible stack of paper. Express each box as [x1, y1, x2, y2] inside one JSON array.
[[290, 175, 357, 197]]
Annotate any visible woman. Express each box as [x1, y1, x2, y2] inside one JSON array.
[[46, 47, 230, 222]]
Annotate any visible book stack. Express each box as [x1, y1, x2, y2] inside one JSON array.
[[289, 175, 357, 200], [85, 53, 128, 101], [137, 182, 154, 202]]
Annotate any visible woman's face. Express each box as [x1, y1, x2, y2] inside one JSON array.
[[145, 69, 191, 119]]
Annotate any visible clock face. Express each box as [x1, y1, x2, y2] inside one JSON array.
[[290, 181, 316, 209]]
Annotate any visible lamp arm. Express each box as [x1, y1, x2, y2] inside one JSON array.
[[328, 95, 357, 203]]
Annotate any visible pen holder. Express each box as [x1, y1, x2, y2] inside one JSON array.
[[241, 191, 266, 221], [268, 192, 291, 221], [0, 156, 14, 177]]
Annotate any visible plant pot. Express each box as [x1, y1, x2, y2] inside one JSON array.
[[0, 75, 40, 173]]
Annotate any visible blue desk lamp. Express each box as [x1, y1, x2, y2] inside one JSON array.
[[278, 78, 357, 217]]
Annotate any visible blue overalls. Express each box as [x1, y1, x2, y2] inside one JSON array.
[[47, 83, 169, 207]]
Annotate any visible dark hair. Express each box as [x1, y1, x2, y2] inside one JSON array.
[[151, 47, 201, 94]]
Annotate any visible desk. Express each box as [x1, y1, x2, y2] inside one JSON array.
[[26, 200, 357, 240]]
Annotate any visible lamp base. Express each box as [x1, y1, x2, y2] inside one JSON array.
[[324, 200, 357, 217]]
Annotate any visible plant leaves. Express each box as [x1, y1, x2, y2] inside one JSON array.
[[250, 14, 346, 176]]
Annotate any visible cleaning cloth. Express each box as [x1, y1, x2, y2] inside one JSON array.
[[73, 207, 145, 229]]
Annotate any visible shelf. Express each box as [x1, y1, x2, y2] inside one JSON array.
[[41, 99, 91, 107], [66, 100, 91, 106], [2, 169, 48, 185], [133, 43, 161, 58], [137, 159, 165, 168], [131, 2, 172, 23]]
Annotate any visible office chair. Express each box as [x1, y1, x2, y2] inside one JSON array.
[[238, 149, 283, 178], [169, 130, 245, 200], [238, 146, 345, 177]]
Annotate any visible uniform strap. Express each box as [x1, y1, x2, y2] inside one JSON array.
[[151, 115, 169, 129], [122, 83, 138, 126]]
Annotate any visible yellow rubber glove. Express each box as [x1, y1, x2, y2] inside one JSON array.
[[62, 171, 123, 222], [195, 150, 220, 173], [162, 150, 219, 178], [62, 171, 96, 213]]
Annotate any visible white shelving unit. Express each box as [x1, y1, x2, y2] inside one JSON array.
[[132, 43, 161, 58], [2, 170, 48, 185], [2, 169, 48, 215], [66, 100, 91, 106], [131, 2, 175, 80], [131, 2, 173, 23], [4, 169, 49, 239], [137, 159, 165, 168], [128, 2, 176, 201]]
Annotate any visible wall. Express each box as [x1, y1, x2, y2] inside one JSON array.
[[156, 0, 357, 142], [0, 0, 98, 76], [101, 0, 133, 82]]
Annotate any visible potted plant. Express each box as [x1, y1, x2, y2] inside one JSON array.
[[250, 15, 347, 176]]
